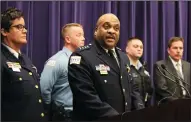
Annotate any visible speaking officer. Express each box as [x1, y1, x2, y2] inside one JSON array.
[[68, 13, 144, 121], [125, 37, 153, 107], [1, 7, 47, 121]]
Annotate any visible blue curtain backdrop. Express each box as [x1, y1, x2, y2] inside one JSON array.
[[1, 1, 191, 75]]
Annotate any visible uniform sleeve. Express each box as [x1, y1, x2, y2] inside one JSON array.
[[40, 59, 64, 104], [68, 53, 119, 119], [153, 63, 176, 102]]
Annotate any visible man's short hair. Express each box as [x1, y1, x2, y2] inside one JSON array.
[[1, 7, 24, 31], [168, 37, 184, 48], [61, 23, 83, 38], [126, 37, 142, 46]]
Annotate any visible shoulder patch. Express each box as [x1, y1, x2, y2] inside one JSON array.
[[46, 60, 56, 66], [116, 47, 121, 51], [70, 56, 81, 65]]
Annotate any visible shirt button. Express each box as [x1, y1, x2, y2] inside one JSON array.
[[19, 77, 22, 81], [39, 99, 42, 103], [29, 72, 33, 75], [121, 76, 123, 79], [123, 89, 125, 92], [125, 102, 128, 106], [104, 80, 107, 83], [35, 85, 39, 89], [41, 113, 44, 117]]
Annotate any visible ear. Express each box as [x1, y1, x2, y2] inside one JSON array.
[[167, 48, 170, 54], [94, 26, 98, 36], [64, 36, 71, 44], [1, 28, 8, 37], [125, 46, 129, 54]]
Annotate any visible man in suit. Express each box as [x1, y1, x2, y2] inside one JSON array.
[[125, 37, 153, 107], [1, 7, 47, 121], [154, 37, 191, 104], [68, 13, 144, 121]]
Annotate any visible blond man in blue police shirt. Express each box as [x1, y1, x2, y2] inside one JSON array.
[[40, 23, 85, 121]]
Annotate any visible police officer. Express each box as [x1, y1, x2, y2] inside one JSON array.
[[125, 37, 153, 107], [68, 13, 144, 121], [40, 23, 85, 121], [1, 8, 47, 121]]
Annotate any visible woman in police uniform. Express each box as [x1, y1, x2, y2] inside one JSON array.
[[1, 7, 47, 121]]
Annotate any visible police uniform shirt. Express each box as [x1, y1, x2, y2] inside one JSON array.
[[40, 47, 73, 110]]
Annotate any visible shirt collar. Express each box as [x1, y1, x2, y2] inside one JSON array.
[[101, 46, 116, 54], [130, 60, 143, 70], [62, 47, 73, 57], [169, 56, 182, 67], [2, 43, 21, 59]]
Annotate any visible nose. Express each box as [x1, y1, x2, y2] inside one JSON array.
[[107, 28, 115, 34], [82, 36, 85, 41], [23, 28, 27, 33]]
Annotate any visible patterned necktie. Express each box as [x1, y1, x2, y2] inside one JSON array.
[[176, 63, 184, 80], [176, 63, 186, 96], [108, 49, 119, 67]]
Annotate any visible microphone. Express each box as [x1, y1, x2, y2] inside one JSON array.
[[156, 65, 191, 105], [161, 64, 191, 88]]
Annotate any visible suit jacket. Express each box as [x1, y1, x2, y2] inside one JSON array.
[[68, 40, 144, 121], [153, 56, 191, 104], [1, 44, 47, 121]]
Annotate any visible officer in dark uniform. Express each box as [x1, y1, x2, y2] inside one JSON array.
[[1, 7, 47, 121], [125, 37, 153, 107], [68, 13, 144, 121]]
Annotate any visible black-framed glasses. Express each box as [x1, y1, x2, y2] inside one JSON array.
[[10, 24, 27, 31]]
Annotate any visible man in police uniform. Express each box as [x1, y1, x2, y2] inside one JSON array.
[[125, 37, 153, 107], [1, 8, 47, 121], [40, 23, 85, 121], [68, 13, 144, 121]]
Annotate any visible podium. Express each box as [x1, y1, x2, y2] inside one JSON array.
[[102, 99, 191, 121]]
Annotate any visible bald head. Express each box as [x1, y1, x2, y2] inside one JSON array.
[[94, 13, 120, 49], [96, 13, 120, 28]]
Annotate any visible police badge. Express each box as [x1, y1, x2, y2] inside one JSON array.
[[126, 64, 131, 73]]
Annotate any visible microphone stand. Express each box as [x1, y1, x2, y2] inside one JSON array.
[[156, 66, 191, 105]]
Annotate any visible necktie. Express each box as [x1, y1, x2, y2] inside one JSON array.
[[18, 54, 25, 65], [108, 49, 119, 67], [176, 63, 186, 96]]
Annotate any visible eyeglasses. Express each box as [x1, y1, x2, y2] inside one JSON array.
[[10, 24, 27, 31]]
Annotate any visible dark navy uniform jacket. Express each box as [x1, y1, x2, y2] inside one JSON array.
[[129, 62, 153, 107], [1, 44, 47, 121], [68, 40, 144, 121]]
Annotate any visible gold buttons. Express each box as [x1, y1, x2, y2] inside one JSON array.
[[19, 77, 22, 81], [39, 99, 42, 103], [35, 85, 39, 89], [29, 72, 33, 75], [41, 113, 44, 117], [125, 102, 128, 106], [123, 89, 125, 92]]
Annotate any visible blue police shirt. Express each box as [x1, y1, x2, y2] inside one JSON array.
[[40, 47, 72, 110]]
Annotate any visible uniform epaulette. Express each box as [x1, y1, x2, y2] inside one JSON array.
[[77, 43, 92, 52], [116, 47, 121, 51]]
